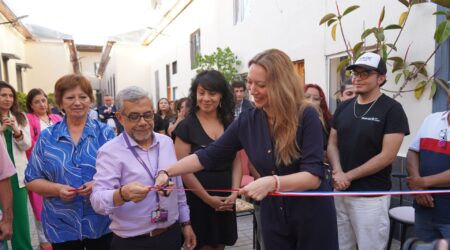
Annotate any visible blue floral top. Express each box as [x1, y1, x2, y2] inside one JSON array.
[[25, 117, 114, 243]]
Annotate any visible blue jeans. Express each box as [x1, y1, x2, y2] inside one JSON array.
[[0, 241, 4, 250], [415, 210, 450, 242]]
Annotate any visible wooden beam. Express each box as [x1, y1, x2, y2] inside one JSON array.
[[0, 1, 33, 40]]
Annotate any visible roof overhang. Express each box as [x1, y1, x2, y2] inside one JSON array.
[[0, 1, 33, 40]]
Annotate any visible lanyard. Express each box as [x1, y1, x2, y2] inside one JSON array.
[[123, 132, 162, 202]]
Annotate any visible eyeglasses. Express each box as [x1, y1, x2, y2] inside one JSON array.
[[438, 129, 447, 148], [123, 111, 154, 122], [351, 70, 378, 80], [305, 94, 322, 102]]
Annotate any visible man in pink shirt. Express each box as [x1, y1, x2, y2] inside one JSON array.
[[0, 139, 16, 250]]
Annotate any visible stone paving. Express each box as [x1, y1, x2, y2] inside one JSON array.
[[24, 201, 400, 250]]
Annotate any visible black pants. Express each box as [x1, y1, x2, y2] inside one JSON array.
[[52, 233, 112, 250], [111, 224, 182, 250]]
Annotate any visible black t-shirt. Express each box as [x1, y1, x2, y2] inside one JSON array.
[[332, 94, 410, 191]]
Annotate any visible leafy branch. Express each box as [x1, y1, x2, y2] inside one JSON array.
[[195, 47, 242, 82], [319, 0, 450, 100]]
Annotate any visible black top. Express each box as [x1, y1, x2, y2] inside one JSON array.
[[332, 94, 410, 191], [195, 107, 338, 250], [175, 113, 237, 248], [153, 113, 165, 132]]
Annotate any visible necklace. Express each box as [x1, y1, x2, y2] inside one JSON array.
[[39, 116, 52, 126], [353, 95, 381, 119]]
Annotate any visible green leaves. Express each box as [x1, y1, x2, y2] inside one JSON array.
[[398, 0, 409, 7], [343, 5, 360, 16], [331, 23, 337, 41], [195, 47, 241, 82], [431, 0, 450, 8], [414, 81, 427, 99], [319, 13, 337, 25], [399, 11, 408, 26], [434, 20, 450, 44]]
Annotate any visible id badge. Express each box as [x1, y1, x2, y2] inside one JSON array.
[[151, 207, 168, 223]]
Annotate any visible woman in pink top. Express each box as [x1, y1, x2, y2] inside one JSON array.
[[0, 138, 16, 250], [25, 88, 62, 250]]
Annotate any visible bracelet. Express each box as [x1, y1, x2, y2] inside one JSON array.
[[13, 130, 23, 139], [157, 170, 170, 178], [119, 186, 129, 202], [273, 175, 280, 192], [181, 221, 191, 227]]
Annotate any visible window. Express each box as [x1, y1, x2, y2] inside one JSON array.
[[166, 64, 171, 99], [172, 86, 178, 100], [155, 70, 160, 101], [15, 65, 23, 92], [2, 53, 20, 83], [172, 61, 177, 75], [190, 29, 201, 69], [328, 55, 350, 113], [233, 0, 251, 25]]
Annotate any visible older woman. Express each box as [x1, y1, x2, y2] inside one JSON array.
[[25, 88, 63, 250], [0, 81, 33, 250], [25, 74, 114, 250], [156, 49, 338, 250], [174, 70, 240, 250]]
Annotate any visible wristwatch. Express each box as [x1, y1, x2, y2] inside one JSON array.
[[181, 221, 191, 227]]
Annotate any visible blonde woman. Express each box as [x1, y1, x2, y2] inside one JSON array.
[[156, 49, 338, 250]]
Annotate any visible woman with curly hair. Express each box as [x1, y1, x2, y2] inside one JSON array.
[[173, 70, 240, 249]]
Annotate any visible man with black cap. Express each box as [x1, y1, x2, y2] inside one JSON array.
[[327, 52, 410, 250]]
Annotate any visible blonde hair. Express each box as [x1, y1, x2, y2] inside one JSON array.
[[249, 49, 308, 166]]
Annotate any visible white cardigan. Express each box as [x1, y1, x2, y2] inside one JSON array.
[[0, 112, 31, 188]]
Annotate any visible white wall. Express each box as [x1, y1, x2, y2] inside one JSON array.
[[0, 18, 26, 89], [24, 41, 73, 94], [101, 43, 152, 100], [107, 0, 440, 155]]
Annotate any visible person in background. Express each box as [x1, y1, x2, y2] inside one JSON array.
[[328, 52, 410, 250], [304, 83, 332, 151], [231, 80, 254, 119], [0, 139, 16, 250], [156, 49, 339, 250], [25, 88, 63, 250], [157, 98, 176, 135], [339, 78, 356, 102], [407, 88, 450, 242], [167, 97, 192, 140], [25, 74, 114, 250], [98, 94, 123, 134], [0, 81, 33, 250], [91, 86, 195, 250], [174, 70, 240, 250], [169, 100, 177, 115]]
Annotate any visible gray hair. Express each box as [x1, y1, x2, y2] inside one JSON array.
[[115, 86, 151, 111]]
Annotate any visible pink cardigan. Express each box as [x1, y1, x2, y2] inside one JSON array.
[[25, 113, 62, 159]]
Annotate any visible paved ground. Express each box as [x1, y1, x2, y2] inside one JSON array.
[[24, 202, 400, 250]]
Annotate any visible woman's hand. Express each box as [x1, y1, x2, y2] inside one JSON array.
[[205, 195, 232, 211], [77, 181, 94, 197], [182, 225, 197, 250], [221, 192, 238, 211], [58, 185, 77, 202], [239, 176, 275, 201]]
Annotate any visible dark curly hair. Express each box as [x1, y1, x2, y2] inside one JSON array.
[[189, 70, 235, 126]]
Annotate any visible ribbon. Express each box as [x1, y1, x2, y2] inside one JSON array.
[[147, 186, 450, 197]]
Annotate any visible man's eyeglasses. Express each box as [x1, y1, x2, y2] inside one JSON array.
[[305, 94, 322, 102], [351, 70, 378, 80], [438, 129, 447, 148], [123, 111, 154, 122]]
